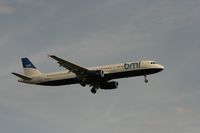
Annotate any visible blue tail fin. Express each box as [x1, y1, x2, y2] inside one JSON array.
[[22, 58, 36, 69], [21, 58, 42, 76]]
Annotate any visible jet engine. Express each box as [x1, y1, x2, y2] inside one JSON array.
[[100, 81, 118, 89], [86, 70, 104, 79]]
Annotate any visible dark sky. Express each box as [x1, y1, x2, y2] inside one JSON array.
[[0, 0, 200, 133]]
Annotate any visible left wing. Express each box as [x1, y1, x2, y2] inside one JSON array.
[[48, 55, 89, 77]]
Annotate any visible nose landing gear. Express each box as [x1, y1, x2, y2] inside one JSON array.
[[91, 87, 97, 94], [144, 75, 148, 83]]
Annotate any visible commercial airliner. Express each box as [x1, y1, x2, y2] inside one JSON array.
[[12, 55, 164, 94]]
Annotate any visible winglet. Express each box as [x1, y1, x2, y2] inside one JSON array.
[[48, 54, 53, 58], [48, 54, 56, 58]]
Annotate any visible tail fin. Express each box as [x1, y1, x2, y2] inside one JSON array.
[[22, 58, 42, 77]]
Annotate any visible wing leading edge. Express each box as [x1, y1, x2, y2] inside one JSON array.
[[48, 55, 89, 77]]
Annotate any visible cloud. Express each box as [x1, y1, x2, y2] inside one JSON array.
[[175, 107, 192, 115], [0, 2, 15, 14]]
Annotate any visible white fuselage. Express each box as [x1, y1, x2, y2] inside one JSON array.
[[19, 60, 164, 86]]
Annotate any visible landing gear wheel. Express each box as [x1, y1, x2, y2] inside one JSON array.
[[80, 82, 86, 87], [144, 75, 148, 83], [91, 88, 97, 94]]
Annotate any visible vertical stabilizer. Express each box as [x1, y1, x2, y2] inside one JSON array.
[[22, 58, 42, 77]]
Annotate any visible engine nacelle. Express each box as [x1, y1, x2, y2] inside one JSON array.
[[86, 70, 104, 79], [100, 81, 118, 89]]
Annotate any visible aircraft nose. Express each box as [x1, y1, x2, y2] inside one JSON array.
[[160, 64, 164, 70]]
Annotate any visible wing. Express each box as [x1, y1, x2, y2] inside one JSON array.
[[48, 55, 89, 77]]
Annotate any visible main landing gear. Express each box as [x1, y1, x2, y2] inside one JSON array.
[[80, 81, 98, 94], [80, 82, 86, 87], [144, 75, 148, 83]]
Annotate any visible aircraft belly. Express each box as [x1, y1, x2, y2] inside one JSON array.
[[38, 78, 80, 86]]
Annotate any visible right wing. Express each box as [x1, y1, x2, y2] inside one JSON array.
[[48, 55, 89, 77]]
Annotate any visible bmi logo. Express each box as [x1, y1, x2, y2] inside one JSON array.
[[124, 62, 140, 70]]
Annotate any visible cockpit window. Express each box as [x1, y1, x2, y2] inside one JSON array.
[[150, 62, 156, 64]]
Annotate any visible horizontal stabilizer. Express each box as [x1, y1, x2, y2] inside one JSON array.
[[12, 72, 32, 80]]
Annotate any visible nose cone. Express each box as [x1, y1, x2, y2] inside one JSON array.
[[160, 64, 164, 69], [159, 64, 164, 71], [154, 64, 164, 73]]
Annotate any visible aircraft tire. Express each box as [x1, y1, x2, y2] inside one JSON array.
[[91, 88, 97, 94]]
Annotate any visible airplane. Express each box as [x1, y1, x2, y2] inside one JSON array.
[[12, 55, 164, 94]]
